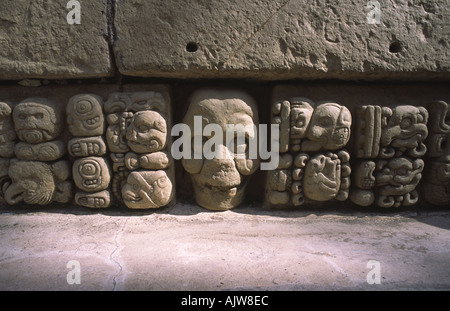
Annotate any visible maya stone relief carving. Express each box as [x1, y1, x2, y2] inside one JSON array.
[[67, 94, 111, 208], [422, 100, 450, 206], [265, 98, 351, 208], [351, 104, 428, 207], [104, 91, 175, 209], [1, 98, 72, 205], [0, 87, 447, 210], [182, 89, 260, 211]]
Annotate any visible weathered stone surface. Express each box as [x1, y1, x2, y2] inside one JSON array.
[[0, 205, 449, 291], [114, 0, 450, 80], [104, 90, 176, 209], [0, 0, 112, 80]]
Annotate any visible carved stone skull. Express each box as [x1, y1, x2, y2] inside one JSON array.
[[354, 161, 376, 190], [182, 89, 260, 210], [304, 102, 351, 151]]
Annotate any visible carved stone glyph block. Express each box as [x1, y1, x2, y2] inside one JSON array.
[[422, 100, 450, 206], [67, 94, 112, 208], [0, 98, 73, 206], [265, 97, 351, 208], [4, 159, 71, 205], [0, 102, 16, 158], [351, 104, 428, 207], [181, 89, 260, 211], [104, 91, 175, 209]]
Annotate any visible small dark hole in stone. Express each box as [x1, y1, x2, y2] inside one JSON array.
[[186, 42, 199, 52], [389, 41, 402, 53]]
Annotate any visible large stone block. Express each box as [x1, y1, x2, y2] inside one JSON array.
[[114, 0, 450, 80], [0, 0, 113, 80]]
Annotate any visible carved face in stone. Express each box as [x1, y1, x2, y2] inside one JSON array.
[[303, 153, 341, 201], [121, 170, 173, 209], [381, 106, 428, 157], [354, 161, 376, 190], [125, 111, 167, 154], [306, 102, 351, 150], [67, 94, 104, 137], [376, 158, 424, 196], [13, 98, 62, 144], [182, 89, 260, 210], [290, 98, 314, 139], [73, 157, 111, 192]]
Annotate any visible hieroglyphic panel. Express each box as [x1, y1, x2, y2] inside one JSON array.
[[422, 100, 450, 206], [0, 102, 16, 204], [265, 98, 351, 208], [67, 94, 111, 208], [104, 92, 175, 209], [2, 98, 72, 206], [351, 105, 428, 207]]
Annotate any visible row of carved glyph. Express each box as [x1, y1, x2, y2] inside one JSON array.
[[0, 88, 448, 210], [0, 92, 175, 209]]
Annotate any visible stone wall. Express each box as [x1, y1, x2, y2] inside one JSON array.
[[1, 0, 449, 81], [0, 1, 449, 211]]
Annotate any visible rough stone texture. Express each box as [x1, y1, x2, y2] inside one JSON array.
[[114, 0, 450, 80], [0, 0, 113, 80], [0, 204, 449, 291]]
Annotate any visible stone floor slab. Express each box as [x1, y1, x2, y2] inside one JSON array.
[[0, 203, 449, 291]]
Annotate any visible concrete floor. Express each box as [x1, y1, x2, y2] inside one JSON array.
[[0, 202, 449, 291]]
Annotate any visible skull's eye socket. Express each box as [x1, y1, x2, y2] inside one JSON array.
[[293, 114, 306, 128], [76, 100, 94, 115], [18, 114, 26, 120], [400, 117, 412, 129], [138, 125, 150, 133], [35, 113, 44, 119], [319, 116, 332, 127]]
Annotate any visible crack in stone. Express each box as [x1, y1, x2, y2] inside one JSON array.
[[110, 218, 129, 291], [222, 0, 293, 67]]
